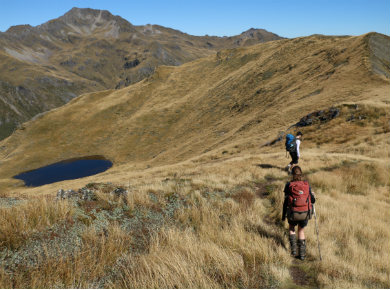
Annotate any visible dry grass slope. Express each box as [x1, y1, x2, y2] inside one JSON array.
[[0, 146, 388, 288], [0, 33, 388, 188], [0, 32, 389, 288]]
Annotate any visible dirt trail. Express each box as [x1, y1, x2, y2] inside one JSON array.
[[289, 263, 312, 287]]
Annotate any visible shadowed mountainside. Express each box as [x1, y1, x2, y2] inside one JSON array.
[[0, 32, 388, 191], [0, 7, 282, 139]]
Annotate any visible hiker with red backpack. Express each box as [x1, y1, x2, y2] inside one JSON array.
[[282, 166, 316, 260], [285, 131, 303, 172]]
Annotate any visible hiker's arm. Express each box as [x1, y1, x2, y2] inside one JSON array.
[[282, 198, 288, 221], [296, 139, 301, 157], [309, 186, 316, 203], [282, 183, 289, 220]]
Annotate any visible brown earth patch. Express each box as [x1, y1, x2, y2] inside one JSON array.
[[289, 263, 312, 288]]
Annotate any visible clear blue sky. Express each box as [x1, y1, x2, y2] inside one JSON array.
[[0, 0, 388, 38]]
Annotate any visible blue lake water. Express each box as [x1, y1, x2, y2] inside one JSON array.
[[13, 156, 113, 187]]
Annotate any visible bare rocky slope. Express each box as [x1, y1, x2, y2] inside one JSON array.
[[0, 7, 282, 139], [0, 32, 388, 191]]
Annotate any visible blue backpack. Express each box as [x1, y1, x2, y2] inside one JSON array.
[[285, 134, 297, 152]]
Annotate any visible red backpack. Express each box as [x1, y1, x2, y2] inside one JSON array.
[[287, 181, 312, 221]]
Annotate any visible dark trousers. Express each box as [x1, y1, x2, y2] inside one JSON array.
[[289, 151, 299, 165]]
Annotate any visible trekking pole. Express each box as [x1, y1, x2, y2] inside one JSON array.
[[313, 204, 322, 261]]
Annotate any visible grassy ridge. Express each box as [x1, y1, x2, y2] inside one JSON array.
[[0, 32, 389, 288], [0, 145, 388, 288], [0, 33, 388, 191]]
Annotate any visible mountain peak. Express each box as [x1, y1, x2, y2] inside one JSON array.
[[37, 7, 136, 36], [5, 24, 34, 35], [5, 24, 34, 37], [240, 28, 283, 40], [60, 7, 117, 23]]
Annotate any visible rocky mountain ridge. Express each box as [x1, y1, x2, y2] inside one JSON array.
[[0, 7, 283, 139]]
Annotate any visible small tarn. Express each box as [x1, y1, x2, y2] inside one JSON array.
[[13, 156, 113, 187]]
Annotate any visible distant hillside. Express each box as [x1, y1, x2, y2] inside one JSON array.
[[0, 32, 388, 190], [0, 7, 282, 139]]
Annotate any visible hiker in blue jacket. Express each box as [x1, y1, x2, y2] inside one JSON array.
[[286, 131, 302, 172]]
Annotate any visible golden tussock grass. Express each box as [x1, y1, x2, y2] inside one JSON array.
[[276, 156, 390, 288], [1, 33, 389, 193], [0, 147, 389, 288], [112, 149, 389, 288], [0, 223, 132, 288], [0, 44, 388, 287], [112, 191, 291, 288], [0, 197, 72, 250]]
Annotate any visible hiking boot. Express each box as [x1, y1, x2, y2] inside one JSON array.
[[298, 239, 306, 260], [289, 234, 297, 256]]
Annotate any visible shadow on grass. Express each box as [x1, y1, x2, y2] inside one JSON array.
[[305, 160, 360, 175], [245, 223, 287, 250], [255, 163, 287, 171], [256, 160, 359, 177]]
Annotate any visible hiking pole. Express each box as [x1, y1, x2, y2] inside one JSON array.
[[313, 204, 322, 261]]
